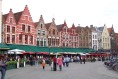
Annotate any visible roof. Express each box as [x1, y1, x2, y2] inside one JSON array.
[[34, 22, 38, 28], [115, 33, 118, 36], [2, 14, 9, 24], [107, 28, 112, 34], [97, 26, 104, 32], [45, 22, 51, 30], [76, 26, 84, 33], [56, 24, 63, 31], [14, 11, 23, 23]]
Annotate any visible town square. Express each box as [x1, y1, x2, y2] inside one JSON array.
[[0, 0, 118, 79]]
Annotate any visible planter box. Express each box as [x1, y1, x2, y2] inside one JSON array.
[[7, 64, 17, 70]]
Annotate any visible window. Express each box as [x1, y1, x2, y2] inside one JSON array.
[[42, 31, 45, 35], [12, 27, 15, 33], [25, 35, 28, 44], [40, 39, 43, 46], [22, 24, 25, 32], [38, 30, 41, 35], [12, 35, 15, 43], [41, 24, 43, 28], [7, 25, 10, 33], [93, 35, 94, 39], [30, 36, 33, 44], [53, 29, 55, 35], [63, 43, 65, 47], [28, 26, 31, 32], [7, 34, 10, 43], [44, 39, 46, 46], [10, 17, 13, 23], [19, 34, 22, 43], [64, 28, 66, 32], [36, 38, 39, 46]]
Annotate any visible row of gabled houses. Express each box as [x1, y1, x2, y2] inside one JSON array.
[[0, 4, 118, 53]]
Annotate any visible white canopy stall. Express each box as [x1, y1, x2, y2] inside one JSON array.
[[8, 49, 25, 54]]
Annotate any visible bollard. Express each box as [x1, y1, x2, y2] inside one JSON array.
[[17, 62, 19, 68]]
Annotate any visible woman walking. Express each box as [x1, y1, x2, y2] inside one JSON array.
[[57, 56, 63, 71], [41, 59, 46, 70]]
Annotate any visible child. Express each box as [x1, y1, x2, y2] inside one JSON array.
[[41, 59, 46, 70]]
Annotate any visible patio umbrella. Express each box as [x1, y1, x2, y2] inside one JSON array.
[[8, 49, 25, 54]]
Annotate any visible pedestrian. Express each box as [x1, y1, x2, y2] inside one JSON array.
[[41, 59, 46, 70], [83, 56, 86, 64], [57, 56, 63, 71], [65, 55, 70, 67], [29, 55, 33, 66], [0, 55, 7, 79], [53, 56, 57, 71]]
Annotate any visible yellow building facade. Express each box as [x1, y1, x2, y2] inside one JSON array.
[[101, 25, 111, 50]]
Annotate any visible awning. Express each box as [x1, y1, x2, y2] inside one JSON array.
[[0, 43, 10, 50]]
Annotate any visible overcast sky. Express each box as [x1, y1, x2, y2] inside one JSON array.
[[2, 0, 118, 32]]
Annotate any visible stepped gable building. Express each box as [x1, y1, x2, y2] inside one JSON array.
[[56, 21, 70, 47], [69, 24, 78, 48], [35, 15, 48, 47], [76, 25, 91, 48], [107, 25, 116, 53], [2, 9, 17, 44], [2, 5, 36, 45], [97, 25, 111, 52], [45, 18, 59, 47]]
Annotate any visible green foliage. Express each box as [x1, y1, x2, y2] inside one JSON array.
[[6, 61, 17, 65]]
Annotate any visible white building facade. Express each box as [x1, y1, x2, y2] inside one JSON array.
[[92, 31, 98, 51]]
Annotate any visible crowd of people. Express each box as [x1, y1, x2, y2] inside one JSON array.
[[0, 53, 110, 79]]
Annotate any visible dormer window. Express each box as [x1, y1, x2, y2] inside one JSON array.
[[9, 17, 13, 23]]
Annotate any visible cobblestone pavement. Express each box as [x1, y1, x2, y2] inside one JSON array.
[[1, 61, 118, 79]]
